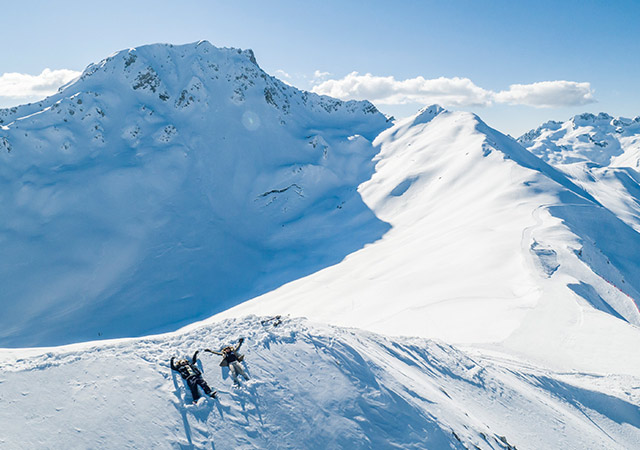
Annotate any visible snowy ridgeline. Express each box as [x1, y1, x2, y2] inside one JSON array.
[[0, 316, 638, 450]]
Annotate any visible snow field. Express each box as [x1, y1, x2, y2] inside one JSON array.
[[1, 316, 638, 450], [1, 42, 640, 449]]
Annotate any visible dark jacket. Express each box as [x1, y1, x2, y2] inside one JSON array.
[[171, 351, 202, 379]]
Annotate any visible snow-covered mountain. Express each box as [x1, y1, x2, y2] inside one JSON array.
[[1, 42, 640, 449], [519, 112, 640, 236], [0, 41, 390, 347], [218, 105, 640, 376], [518, 112, 640, 167]]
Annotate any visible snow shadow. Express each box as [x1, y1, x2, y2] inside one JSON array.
[[171, 370, 195, 447], [549, 203, 640, 323], [304, 335, 462, 449], [568, 282, 626, 321], [1, 135, 392, 347], [531, 375, 640, 429]]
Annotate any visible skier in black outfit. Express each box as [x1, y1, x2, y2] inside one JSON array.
[[170, 351, 217, 402], [205, 338, 249, 384]]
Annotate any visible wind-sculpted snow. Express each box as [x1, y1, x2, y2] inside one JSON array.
[[0, 317, 637, 449], [0, 42, 391, 347], [519, 114, 640, 291]]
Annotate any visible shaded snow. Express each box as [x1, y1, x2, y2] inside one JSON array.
[[0, 41, 390, 347]]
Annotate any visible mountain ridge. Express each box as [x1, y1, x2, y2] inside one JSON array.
[[517, 111, 640, 167]]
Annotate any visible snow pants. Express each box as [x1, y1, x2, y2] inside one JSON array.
[[186, 375, 213, 401], [229, 361, 249, 383]]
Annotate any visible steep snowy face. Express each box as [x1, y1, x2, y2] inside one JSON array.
[[0, 41, 390, 347], [219, 107, 640, 374], [517, 112, 640, 167]]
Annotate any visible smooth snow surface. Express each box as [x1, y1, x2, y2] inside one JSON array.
[[1, 317, 638, 450]]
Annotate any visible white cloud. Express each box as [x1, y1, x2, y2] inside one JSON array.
[[311, 73, 596, 109], [313, 70, 331, 81], [0, 68, 81, 100], [274, 69, 291, 79], [494, 81, 595, 107], [312, 72, 492, 107]]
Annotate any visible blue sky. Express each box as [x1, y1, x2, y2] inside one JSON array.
[[1, 0, 638, 135]]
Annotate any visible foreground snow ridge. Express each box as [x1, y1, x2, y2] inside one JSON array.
[[1, 316, 638, 450]]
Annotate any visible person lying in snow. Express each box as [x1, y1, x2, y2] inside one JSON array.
[[205, 338, 250, 384], [170, 351, 217, 402]]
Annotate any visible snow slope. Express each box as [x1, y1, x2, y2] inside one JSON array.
[[1, 316, 638, 450], [519, 112, 640, 236], [216, 106, 640, 376], [0, 41, 390, 347]]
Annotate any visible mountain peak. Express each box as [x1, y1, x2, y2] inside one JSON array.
[[71, 41, 261, 100], [0, 41, 391, 346], [413, 104, 446, 125], [569, 111, 613, 127], [519, 111, 640, 167], [0, 41, 386, 141]]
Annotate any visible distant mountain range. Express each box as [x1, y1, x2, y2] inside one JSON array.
[[518, 112, 640, 167]]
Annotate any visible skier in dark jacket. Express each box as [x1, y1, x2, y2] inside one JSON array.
[[205, 338, 249, 384], [170, 351, 216, 402]]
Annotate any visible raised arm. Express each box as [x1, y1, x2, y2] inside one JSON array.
[[170, 357, 177, 371], [205, 348, 223, 356], [234, 337, 244, 352], [192, 351, 199, 364]]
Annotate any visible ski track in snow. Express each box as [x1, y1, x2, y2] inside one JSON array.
[[1, 316, 638, 450]]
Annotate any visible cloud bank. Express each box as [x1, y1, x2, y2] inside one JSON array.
[[0, 68, 80, 101], [311, 72, 595, 108], [494, 80, 594, 107]]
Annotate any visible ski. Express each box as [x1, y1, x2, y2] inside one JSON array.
[[260, 315, 282, 326]]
